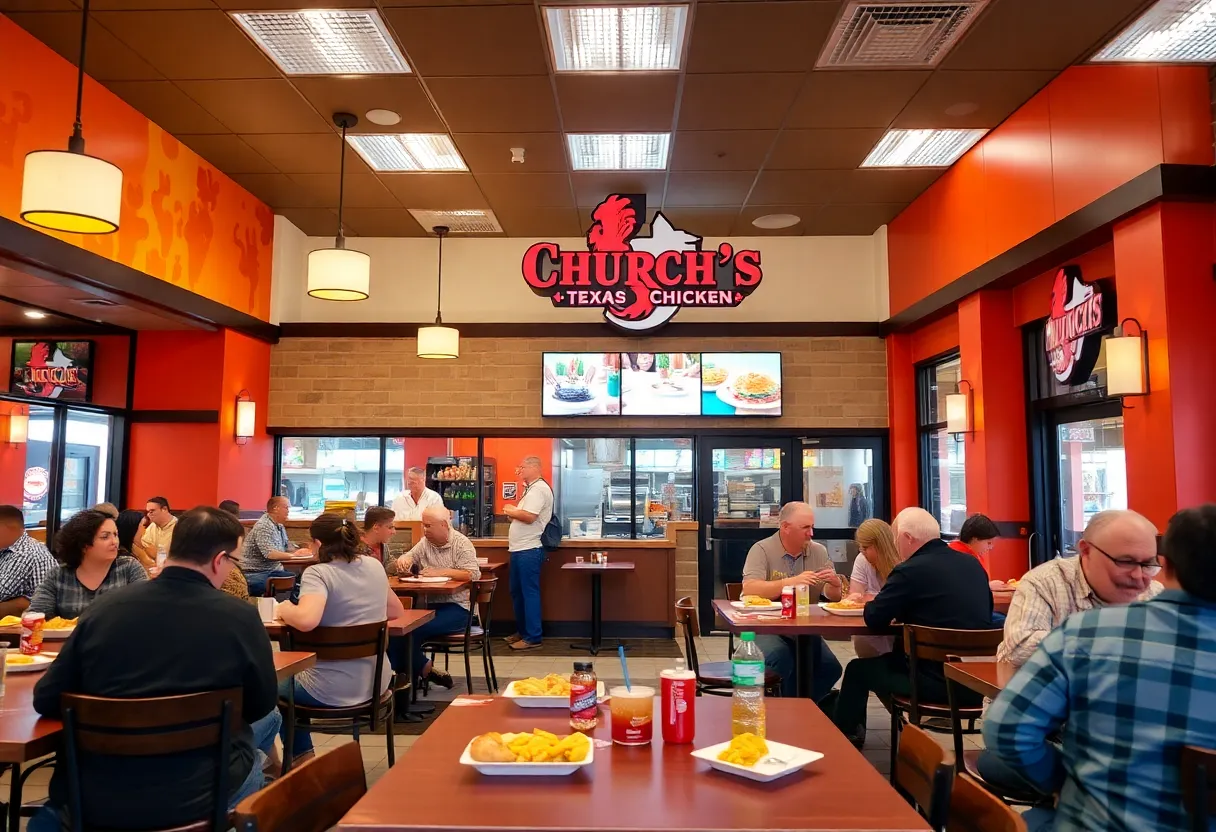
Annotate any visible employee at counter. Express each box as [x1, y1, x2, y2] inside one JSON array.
[[392, 467, 444, 522], [742, 501, 843, 702]]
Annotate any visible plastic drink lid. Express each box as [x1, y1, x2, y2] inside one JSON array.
[[740, 631, 755, 641]]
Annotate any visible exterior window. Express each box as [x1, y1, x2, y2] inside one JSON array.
[[917, 355, 966, 535], [279, 437, 382, 519]]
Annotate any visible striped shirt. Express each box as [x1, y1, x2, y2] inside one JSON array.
[[242, 514, 297, 575], [402, 531, 480, 609], [996, 555, 1162, 666], [0, 533, 56, 602], [29, 556, 148, 619], [984, 590, 1216, 831]]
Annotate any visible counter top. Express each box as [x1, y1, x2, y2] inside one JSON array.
[[469, 537, 674, 549]]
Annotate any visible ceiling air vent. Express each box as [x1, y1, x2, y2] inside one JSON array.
[[407, 210, 503, 234], [74, 298, 119, 307], [817, 1, 989, 69]]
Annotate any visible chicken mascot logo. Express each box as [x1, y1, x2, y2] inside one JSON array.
[[521, 194, 763, 332], [1044, 266, 1114, 385]]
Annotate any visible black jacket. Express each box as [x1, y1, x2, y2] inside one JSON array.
[[34, 566, 278, 829]]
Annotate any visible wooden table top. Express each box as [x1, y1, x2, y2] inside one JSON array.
[[560, 562, 637, 571], [478, 561, 506, 572], [338, 695, 929, 832], [280, 554, 319, 568], [993, 590, 1013, 614], [712, 599, 876, 640], [390, 577, 469, 595], [264, 609, 435, 640], [944, 660, 1018, 700]]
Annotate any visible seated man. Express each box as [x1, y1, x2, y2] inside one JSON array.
[[830, 507, 993, 746], [392, 506, 480, 692], [362, 506, 402, 574], [29, 506, 280, 832], [741, 501, 843, 702], [136, 496, 177, 565], [983, 504, 1216, 832], [0, 505, 56, 617], [242, 496, 300, 597]]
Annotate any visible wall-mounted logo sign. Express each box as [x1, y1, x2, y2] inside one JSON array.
[[23, 467, 49, 503], [521, 194, 763, 333], [1045, 266, 1115, 385], [9, 340, 93, 402]]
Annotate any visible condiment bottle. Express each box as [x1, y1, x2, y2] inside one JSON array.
[[570, 661, 598, 730], [660, 657, 696, 744]]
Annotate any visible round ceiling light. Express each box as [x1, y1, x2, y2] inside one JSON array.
[[752, 213, 801, 230], [945, 102, 979, 117], [23, 309, 47, 319], [365, 108, 401, 126]]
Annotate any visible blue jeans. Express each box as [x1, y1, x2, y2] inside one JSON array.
[[976, 748, 1053, 803], [245, 568, 299, 601], [509, 547, 545, 644], [277, 677, 329, 756], [388, 602, 469, 680], [756, 634, 842, 701]]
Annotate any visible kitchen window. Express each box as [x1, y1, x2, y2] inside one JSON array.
[[917, 354, 966, 536], [279, 437, 383, 519]]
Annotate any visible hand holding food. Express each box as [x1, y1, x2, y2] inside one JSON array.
[[512, 674, 571, 696], [718, 732, 768, 767], [469, 729, 591, 763], [814, 567, 842, 587]]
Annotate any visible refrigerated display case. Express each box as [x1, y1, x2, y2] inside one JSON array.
[[427, 455, 495, 537]]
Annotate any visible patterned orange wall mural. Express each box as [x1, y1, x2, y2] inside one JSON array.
[[0, 15, 273, 322]]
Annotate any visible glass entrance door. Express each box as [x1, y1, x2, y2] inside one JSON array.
[[1054, 412, 1126, 556], [801, 437, 886, 579]]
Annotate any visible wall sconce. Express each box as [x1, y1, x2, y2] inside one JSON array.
[[234, 390, 256, 445], [5, 406, 29, 445], [1106, 318, 1149, 403], [945, 380, 974, 437]]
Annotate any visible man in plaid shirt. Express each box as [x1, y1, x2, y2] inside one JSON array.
[[0, 505, 56, 617], [983, 504, 1216, 831]]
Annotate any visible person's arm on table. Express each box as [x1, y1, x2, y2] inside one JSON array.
[[422, 537, 479, 582], [863, 564, 914, 629], [848, 556, 878, 602], [276, 569, 328, 631], [250, 522, 300, 562], [395, 541, 424, 575], [996, 582, 1057, 667]]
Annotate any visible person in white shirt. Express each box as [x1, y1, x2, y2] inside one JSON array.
[[391, 468, 444, 522], [503, 456, 553, 651], [846, 518, 905, 658]]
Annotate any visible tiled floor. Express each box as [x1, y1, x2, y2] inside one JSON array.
[[5, 637, 986, 827]]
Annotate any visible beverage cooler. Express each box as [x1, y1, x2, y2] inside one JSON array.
[[427, 456, 495, 537]]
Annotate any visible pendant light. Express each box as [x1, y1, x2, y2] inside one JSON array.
[[417, 225, 460, 359], [307, 112, 370, 301], [21, 0, 123, 235]]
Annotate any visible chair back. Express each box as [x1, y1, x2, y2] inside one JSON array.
[[233, 740, 366, 832], [674, 597, 702, 677], [904, 626, 1003, 724], [894, 724, 954, 831], [472, 577, 498, 635], [265, 575, 295, 598], [724, 583, 743, 602], [284, 621, 390, 729], [61, 688, 243, 832], [1182, 745, 1216, 832], [399, 595, 414, 611], [947, 773, 1028, 832]]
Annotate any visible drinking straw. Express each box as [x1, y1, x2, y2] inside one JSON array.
[[618, 645, 631, 692]]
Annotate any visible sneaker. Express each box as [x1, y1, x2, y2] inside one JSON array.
[[504, 633, 524, 644], [509, 640, 542, 651], [427, 668, 455, 689]]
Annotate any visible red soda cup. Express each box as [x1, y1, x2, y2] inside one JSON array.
[[780, 586, 795, 619], [660, 659, 696, 744]]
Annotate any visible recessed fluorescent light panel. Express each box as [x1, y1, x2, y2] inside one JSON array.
[[860, 128, 987, 168], [346, 134, 468, 172], [546, 5, 688, 71], [232, 9, 410, 75], [1092, 0, 1216, 63], [408, 209, 503, 234], [567, 133, 670, 170]]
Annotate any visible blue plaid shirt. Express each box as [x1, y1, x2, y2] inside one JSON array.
[[983, 589, 1216, 831]]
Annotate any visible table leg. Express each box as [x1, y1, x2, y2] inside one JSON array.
[[400, 633, 430, 721], [8, 762, 22, 832], [794, 635, 814, 700], [570, 573, 627, 657]]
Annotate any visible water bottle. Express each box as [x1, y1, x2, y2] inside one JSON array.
[[730, 631, 766, 738]]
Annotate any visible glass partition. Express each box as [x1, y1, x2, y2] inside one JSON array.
[[279, 437, 382, 519], [634, 438, 694, 537]]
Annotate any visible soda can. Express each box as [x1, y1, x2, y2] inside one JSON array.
[[20, 611, 45, 655], [780, 586, 795, 619]]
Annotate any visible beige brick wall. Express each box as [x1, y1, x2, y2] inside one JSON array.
[[673, 524, 699, 612], [269, 336, 888, 430]]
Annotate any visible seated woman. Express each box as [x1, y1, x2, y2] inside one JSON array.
[[274, 513, 405, 766], [116, 508, 155, 571], [361, 506, 400, 574], [31, 510, 148, 620], [949, 514, 1010, 591], [846, 519, 903, 659]]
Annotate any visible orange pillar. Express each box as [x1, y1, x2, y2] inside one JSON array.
[[958, 290, 1030, 579], [886, 333, 918, 513], [1113, 202, 1216, 529]]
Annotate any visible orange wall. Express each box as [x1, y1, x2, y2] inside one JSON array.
[[0, 16, 273, 321], [216, 330, 272, 509], [482, 438, 555, 513], [0, 402, 27, 506], [0, 334, 129, 409], [127, 422, 218, 509], [888, 65, 1213, 317]]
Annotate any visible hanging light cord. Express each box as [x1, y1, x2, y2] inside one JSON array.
[[69, 0, 91, 153], [434, 228, 446, 325], [335, 120, 349, 249]]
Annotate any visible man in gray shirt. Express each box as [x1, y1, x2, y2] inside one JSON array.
[[741, 501, 843, 702]]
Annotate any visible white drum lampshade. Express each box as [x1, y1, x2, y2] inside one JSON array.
[[1105, 329, 1148, 397], [235, 398, 257, 443], [307, 246, 370, 301], [21, 149, 123, 235], [945, 390, 971, 435], [417, 325, 460, 359], [6, 407, 28, 445]]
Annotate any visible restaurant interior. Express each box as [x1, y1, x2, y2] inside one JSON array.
[[1, 0, 1216, 830]]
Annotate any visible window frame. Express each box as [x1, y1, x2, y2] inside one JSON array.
[[915, 351, 964, 537]]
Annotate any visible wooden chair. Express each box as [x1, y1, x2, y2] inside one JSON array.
[[264, 576, 295, 598], [723, 582, 743, 658], [232, 740, 365, 832], [947, 773, 1028, 832], [423, 577, 499, 694], [281, 621, 393, 773], [892, 724, 953, 831], [674, 597, 782, 697], [889, 626, 1004, 782], [1182, 745, 1216, 832], [61, 687, 244, 832]]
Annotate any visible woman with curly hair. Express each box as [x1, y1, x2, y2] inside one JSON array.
[[30, 510, 147, 619]]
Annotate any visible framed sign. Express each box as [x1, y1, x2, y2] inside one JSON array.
[[502, 481, 517, 501], [1044, 266, 1115, 386], [9, 340, 94, 402]]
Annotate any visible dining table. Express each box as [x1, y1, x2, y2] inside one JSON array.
[[944, 659, 1018, 700], [263, 609, 435, 640], [389, 576, 469, 598], [337, 695, 931, 832], [563, 561, 635, 656]]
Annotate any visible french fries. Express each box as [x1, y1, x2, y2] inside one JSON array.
[[718, 732, 768, 767], [469, 729, 591, 763], [45, 617, 76, 630], [511, 674, 572, 696]]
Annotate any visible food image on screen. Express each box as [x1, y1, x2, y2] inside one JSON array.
[[701, 353, 783, 417], [541, 353, 620, 416], [621, 353, 701, 416]]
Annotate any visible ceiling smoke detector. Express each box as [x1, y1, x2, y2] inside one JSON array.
[[365, 109, 401, 126], [510, 147, 526, 164], [817, 1, 989, 69], [408, 209, 503, 234]]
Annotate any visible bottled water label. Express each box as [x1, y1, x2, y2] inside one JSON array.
[[731, 660, 764, 687]]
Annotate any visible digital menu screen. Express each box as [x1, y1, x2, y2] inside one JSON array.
[[620, 353, 701, 416], [541, 353, 621, 416], [701, 352, 782, 416]]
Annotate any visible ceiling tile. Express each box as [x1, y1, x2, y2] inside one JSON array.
[[0, 2, 77, 9], [686, 1, 841, 73], [493, 207, 582, 238], [475, 172, 573, 208], [733, 205, 821, 236], [555, 76, 678, 132], [891, 70, 1057, 129], [6, 12, 163, 80], [229, 173, 313, 208], [176, 80, 332, 133], [290, 77, 445, 134], [241, 133, 371, 175], [678, 74, 804, 130], [215, 0, 370, 8], [785, 71, 930, 129], [655, 208, 738, 237], [670, 131, 775, 171], [378, 174, 490, 210], [384, 6, 548, 76], [84, 2, 220, 8], [379, 0, 533, 5], [103, 80, 229, 133], [572, 172, 667, 207], [665, 171, 756, 206], [277, 208, 340, 237], [425, 76, 558, 133], [93, 10, 278, 80], [284, 174, 400, 209], [748, 170, 847, 205], [803, 203, 904, 235], [830, 169, 944, 204], [452, 133, 567, 174], [339, 208, 426, 237], [766, 128, 886, 170], [177, 134, 278, 174]]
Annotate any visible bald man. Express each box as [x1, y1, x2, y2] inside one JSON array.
[[830, 507, 993, 746]]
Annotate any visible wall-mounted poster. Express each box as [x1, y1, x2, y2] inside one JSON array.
[[700, 352, 782, 417], [811, 466, 845, 509]]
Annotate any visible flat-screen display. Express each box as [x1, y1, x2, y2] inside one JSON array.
[[541, 353, 621, 416], [621, 353, 701, 416], [701, 352, 782, 416], [9, 340, 94, 403]]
